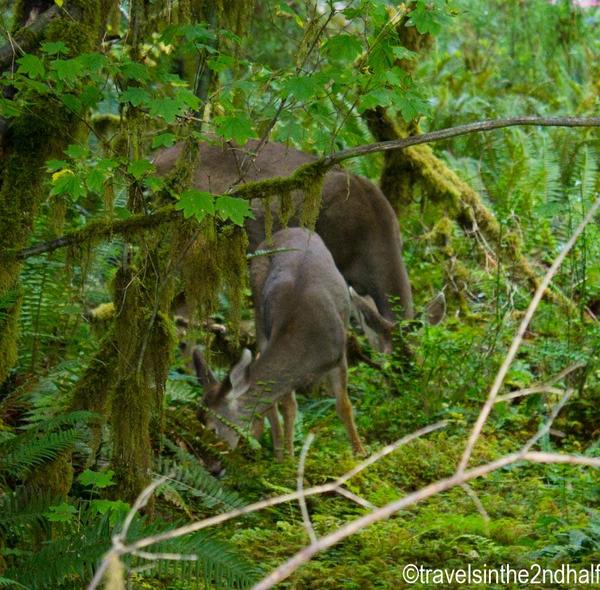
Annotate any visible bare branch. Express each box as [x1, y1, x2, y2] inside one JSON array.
[[334, 487, 376, 511], [297, 433, 317, 545], [460, 483, 490, 527], [251, 451, 600, 590], [326, 117, 600, 166], [496, 361, 586, 403], [86, 420, 446, 588], [457, 194, 600, 474]]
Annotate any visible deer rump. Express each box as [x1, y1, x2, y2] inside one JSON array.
[[154, 140, 414, 325]]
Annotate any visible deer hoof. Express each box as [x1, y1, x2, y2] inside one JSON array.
[[352, 442, 367, 457]]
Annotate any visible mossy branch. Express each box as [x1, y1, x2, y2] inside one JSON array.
[[0, 5, 60, 72], [11, 207, 182, 259], [10, 116, 600, 262], [328, 116, 600, 166]]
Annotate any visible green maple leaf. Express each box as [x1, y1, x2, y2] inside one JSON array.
[[216, 195, 253, 226], [214, 114, 256, 145], [78, 468, 116, 488], [175, 189, 215, 221], [17, 54, 44, 78]]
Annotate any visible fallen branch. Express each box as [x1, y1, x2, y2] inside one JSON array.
[[253, 451, 600, 590], [458, 193, 600, 474], [86, 421, 448, 590]]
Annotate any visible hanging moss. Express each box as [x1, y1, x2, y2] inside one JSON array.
[[110, 240, 177, 500], [263, 196, 273, 243], [218, 225, 249, 342], [180, 219, 221, 320], [0, 293, 21, 384], [26, 452, 74, 498], [299, 174, 324, 230], [278, 190, 293, 227], [111, 265, 153, 499], [422, 216, 455, 257]]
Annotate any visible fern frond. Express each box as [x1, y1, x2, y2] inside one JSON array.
[[0, 577, 28, 588], [5, 516, 112, 590], [0, 488, 58, 532], [157, 444, 246, 512], [0, 429, 81, 480], [126, 518, 260, 589]]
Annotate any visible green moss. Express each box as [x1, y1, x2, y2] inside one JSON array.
[[278, 190, 293, 227], [0, 0, 108, 385], [26, 452, 74, 498], [263, 196, 273, 243], [70, 332, 118, 464], [299, 173, 324, 230], [218, 226, 249, 342], [0, 292, 21, 383]]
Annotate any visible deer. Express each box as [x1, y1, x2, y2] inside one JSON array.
[[154, 138, 414, 353], [193, 227, 367, 460]]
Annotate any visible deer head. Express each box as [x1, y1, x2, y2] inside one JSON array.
[[194, 347, 254, 450]]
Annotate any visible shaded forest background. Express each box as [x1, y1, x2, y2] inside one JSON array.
[[0, 0, 599, 588]]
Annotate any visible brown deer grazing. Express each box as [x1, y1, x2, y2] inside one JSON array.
[[193, 227, 366, 459], [154, 139, 414, 352]]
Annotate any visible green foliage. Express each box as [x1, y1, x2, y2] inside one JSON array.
[[1, 1, 599, 588]]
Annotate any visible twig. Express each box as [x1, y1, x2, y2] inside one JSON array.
[[87, 474, 170, 590], [297, 433, 317, 544], [521, 389, 573, 454], [460, 483, 490, 527], [457, 193, 600, 474], [131, 550, 198, 561], [252, 452, 600, 590], [334, 487, 376, 510], [87, 421, 446, 589], [496, 361, 586, 403]]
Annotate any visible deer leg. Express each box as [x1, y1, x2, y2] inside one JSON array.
[[251, 416, 265, 440], [266, 405, 284, 461], [329, 358, 365, 456], [280, 392, 297, 457]]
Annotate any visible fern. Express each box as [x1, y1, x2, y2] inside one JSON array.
[[0, 429, 81, 481], [126, 517, 260, 589], [0, 488, 58, 533], [5, 507, 259, 590], [0, 577, 27, 588], [5, 513, 113, 590], [157, 441, 246, 512]]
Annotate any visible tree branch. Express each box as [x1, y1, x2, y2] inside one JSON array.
[[11, 116, 600, 261], [325, 116, 600, 166], [10, 206, 181, 260], [0, 5, 60, 72]]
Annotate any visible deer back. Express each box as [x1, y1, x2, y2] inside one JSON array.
[[154, 140, 414, 335]]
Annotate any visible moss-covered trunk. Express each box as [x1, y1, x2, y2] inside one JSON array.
[[362, 12, 574, 312], [0, 1, 114, 384]]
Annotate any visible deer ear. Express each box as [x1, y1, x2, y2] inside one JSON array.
[[349, 287, 395, 334], [425, 291, 446, 326], [192, 347, 218, 390], [229, 348, 252, 398]]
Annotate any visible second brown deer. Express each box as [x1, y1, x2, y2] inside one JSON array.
[[194, 227, 369, 459]]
